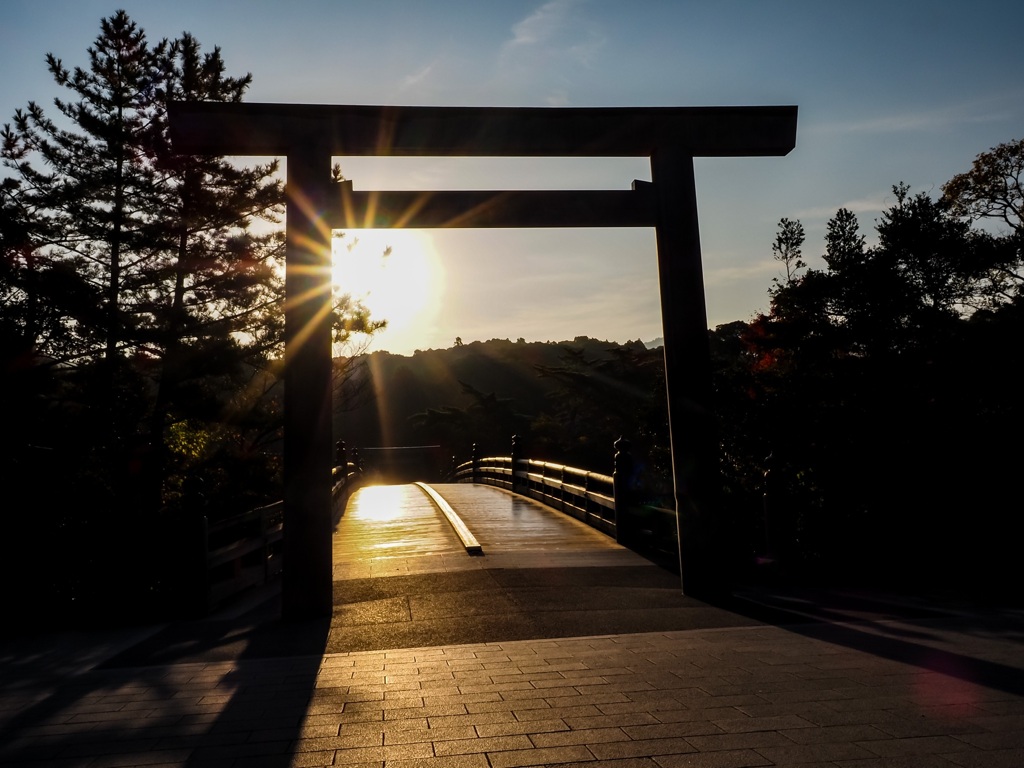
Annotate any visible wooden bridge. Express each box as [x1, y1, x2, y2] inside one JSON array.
[[328, 481, 691, 653], [200, 445, 682, 622], [197, 476, 747, 655]]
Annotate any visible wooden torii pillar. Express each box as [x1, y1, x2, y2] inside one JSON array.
[[169, 104, 797, 619]]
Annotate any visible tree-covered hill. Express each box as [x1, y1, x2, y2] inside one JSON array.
[[333, 335, 659, 475]]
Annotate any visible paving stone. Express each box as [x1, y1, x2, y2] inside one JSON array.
[[386, 756, 491, 768], [589, 737, 698, 759], [488, 744, 596, 767], [653, 750, 772, 767], [432, 734, 534, 756], [474, 718, 570, 737], [622, 721, 725, 739], [528, 726, 631, 747]]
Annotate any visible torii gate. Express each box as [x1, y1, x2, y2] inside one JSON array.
[[169, 103, 797, 619]]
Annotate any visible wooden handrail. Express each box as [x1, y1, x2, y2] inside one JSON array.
[[198, 463, 361, 613], [451, 444, 677, 567], [453, 454, 618, 537]]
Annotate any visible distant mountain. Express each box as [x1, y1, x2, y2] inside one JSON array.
[[332, 336, 645, 464], [644, 337, 664, 349]]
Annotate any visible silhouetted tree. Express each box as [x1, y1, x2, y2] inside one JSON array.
[[941, 137, 1024, 305], [942, 137, 1023, 238], [738, 181, 1021, 586], [1, 12, 168, 548], [0, 12, 383, 617], [770, 217, 806, 292], [2, 12, 163, 366], [133, 31, 288, 516]]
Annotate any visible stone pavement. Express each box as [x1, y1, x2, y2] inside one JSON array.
[[1, 483, 1023, 767]]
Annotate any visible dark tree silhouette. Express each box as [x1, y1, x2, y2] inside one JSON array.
[[0, 12, 383, 617], [941, 137, 1024, 305], [737, 182, 1021, 587], [942, 137, 1024, 237], [770, 216, 806, 291], [2, 12, 162, 365]]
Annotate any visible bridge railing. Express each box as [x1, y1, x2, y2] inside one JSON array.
[[202, 500, 284, 612], [196, 454, 361, 613], [450, 437, 677, 556], [453, 455, 618, 536]]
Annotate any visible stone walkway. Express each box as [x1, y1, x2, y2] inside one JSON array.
[[1, 483, 1022, 767]]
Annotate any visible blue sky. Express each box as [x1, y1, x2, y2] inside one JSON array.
[[3, 0, 1022, 354]]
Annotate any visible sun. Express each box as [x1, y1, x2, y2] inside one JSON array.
[[331, 228, 443, 353]]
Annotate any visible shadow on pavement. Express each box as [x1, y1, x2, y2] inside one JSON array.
[[0, 587, 329, 768], [727, 586, 1024, 700]]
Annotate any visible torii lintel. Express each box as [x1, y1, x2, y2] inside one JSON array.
[[168, 102, 797, 158]]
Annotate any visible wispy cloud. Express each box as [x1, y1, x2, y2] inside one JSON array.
[[842, 110, 996, 135], [492, 0, 607, 106], [545, 89, 570, 106], [499, 0, 606, 76], [704, 259, 779, 287], [505, 0, 580, 50], [815, 89, 1024, 136], [794, 195, 890, 221], [400, 59, 438, 91]]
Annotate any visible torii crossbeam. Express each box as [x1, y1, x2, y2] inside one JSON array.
[[169, 103, 798, 619]]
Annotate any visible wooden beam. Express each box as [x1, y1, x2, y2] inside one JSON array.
[[651, 149, 725, 599], [329, 184, 657, 228], [168, 103, 797, 158], [281, 141, 335, 620]]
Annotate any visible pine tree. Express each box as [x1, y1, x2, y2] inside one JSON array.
[[2, 11, 163, 363], [770, 217, 806, 290], [1, 11, 172, 535], [0, 11, 391, 612], [3, 12, 390, 523], [139, 31, 286, 510], [2, 13, 286, 523]]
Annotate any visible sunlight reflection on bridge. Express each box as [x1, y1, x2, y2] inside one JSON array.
[[333, 482, 642, 582], [332, 483, 467, 580]]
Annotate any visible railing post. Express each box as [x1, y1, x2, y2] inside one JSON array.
[[613, 437, 633, 545], [471, 443, 479, 483], [510, 434, 520, 493], [762, 451, 776, 563], [335, 440, 347, 470], [559, 464, 566, 511]]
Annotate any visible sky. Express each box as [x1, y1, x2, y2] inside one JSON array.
[[3, 0, 1022, 355]]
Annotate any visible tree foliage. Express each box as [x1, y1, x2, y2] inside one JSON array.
[[941, 137, 1024, 235], [770, 216, 806, 292], [3, 12, 161, 364], [941, 138, 1024, 304], [732, 164, 1022, 590], [0, 12, 382, 618]]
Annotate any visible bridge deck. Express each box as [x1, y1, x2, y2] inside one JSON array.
[[328, 482, 725, 654], [333, 482, 636, 581]]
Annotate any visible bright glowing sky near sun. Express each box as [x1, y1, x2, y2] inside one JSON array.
[[3, 0, 1022, 355]]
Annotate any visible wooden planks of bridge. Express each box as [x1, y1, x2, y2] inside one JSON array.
[[328, 483, 757, 653]]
